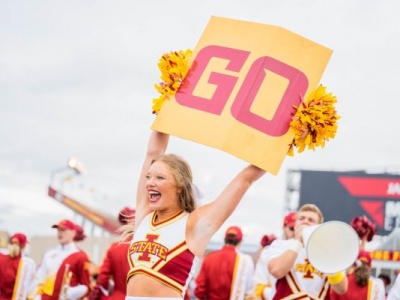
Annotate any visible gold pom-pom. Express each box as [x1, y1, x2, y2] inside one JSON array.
[[152, 49, 193, 114], [288, 85, 340, 156]]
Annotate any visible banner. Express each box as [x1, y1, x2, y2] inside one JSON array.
[[152, 16, 332, 174]]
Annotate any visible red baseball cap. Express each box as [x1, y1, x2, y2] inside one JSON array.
[[225, 226, 243, 242], [52, 219, 76, 230], [283, 212, 296, 228], [358, 250, 372, 267], [10, 233, 28, 247]]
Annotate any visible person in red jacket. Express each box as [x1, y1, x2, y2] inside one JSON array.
[[90, 207, 135, 300], [194, 226, 254, 300], [35, 219, 91, 300], [0, 233, 36, 300]]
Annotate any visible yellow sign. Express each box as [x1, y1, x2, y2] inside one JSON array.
[[152, 16, 332, 174]]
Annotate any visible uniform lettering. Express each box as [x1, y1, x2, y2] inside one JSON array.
[[295, 258, 323, 279], [129, 234, 168, 261]]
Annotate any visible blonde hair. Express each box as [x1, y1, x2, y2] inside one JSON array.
[[298, 203, 324, 223], [153, 154, 196, 213]]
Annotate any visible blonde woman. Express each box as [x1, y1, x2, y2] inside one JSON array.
[[125, 130, 266, 299]]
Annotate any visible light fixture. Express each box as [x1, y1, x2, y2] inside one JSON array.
[[67, 156, 85, 174]]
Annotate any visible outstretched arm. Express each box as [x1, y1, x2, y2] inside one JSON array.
[[135, 130, 169, 226], [188, 164, 266, 256]]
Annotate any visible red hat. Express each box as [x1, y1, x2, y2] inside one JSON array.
[[10, 233, 28, 247], [118, 207, 136, 225], [52, 219, 76, 230], [283, 212, 296, 228], [260, 234, 277, 248], [73, 224, 87, 242], [358, 250, 372, 267], [225, 226, 243, 242]]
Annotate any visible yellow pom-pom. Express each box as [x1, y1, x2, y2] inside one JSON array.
[[152, 49, 193, 114], [288, 84, 340, 156]]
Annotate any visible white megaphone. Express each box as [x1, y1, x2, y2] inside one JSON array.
[[303, 221, 360, 274]]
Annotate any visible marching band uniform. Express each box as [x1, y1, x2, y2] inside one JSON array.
[[35, 242, 90, 300], [330, 251, 385, 300], [388, 273, 400, 300], [330, 273, 385, 300], [127, 210, 200, 299], [35, 220, 91, 300], [0, 233, 36, 300], [96, 242, 130, 300], [92, 207, 135, 300], [194, 226, 254, 300]]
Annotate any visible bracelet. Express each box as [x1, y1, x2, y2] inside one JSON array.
[[327, 272, 345, 285], [288, 239, 302, 253]]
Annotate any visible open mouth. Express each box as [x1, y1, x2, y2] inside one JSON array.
[[149, 191, 161, 202]]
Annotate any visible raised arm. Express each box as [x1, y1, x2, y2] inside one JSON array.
[[135, 130, 169, 226], [188, 164, 266, 256]]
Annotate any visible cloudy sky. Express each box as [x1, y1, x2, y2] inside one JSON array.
[[1, 0, 399, 245]]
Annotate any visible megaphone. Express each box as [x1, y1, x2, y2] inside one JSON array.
[[303, 221, 360, 274]]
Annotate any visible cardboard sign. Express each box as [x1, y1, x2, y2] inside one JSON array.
[[152, 16, 332, 174]]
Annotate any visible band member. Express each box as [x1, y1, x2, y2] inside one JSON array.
[[194, 226, 254, 299], [90, 207, 135, 300], [0, 233, 36, 300], [34, 219, 91, 300]]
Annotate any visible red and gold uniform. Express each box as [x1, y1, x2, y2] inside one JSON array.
[[35, 243, 91, 300], [194, 245, 254, 300], [330, 273, 385, 300], [127, 210, 199, 298], [96, 242, 130, 300], [0, 253, 22, 299], [0, 233, 36, 300]]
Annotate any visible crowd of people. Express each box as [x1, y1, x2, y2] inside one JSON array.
[[1, 208, 400, 300], [1, 128, 400, 300]]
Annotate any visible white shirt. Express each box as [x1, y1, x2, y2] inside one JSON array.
[[388, 274, 400, 300]]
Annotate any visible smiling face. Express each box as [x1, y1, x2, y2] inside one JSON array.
[[146, 160, 181, 214]]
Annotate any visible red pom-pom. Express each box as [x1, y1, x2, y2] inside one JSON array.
[[350, 215, 377, 242], [260, 234, 277, 248]]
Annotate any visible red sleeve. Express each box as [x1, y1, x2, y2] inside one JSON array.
[[52, 251, 92, 299], [96, 245, 114, 289], [194, 258, 209, 300], [75, 251, 91, 292]]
